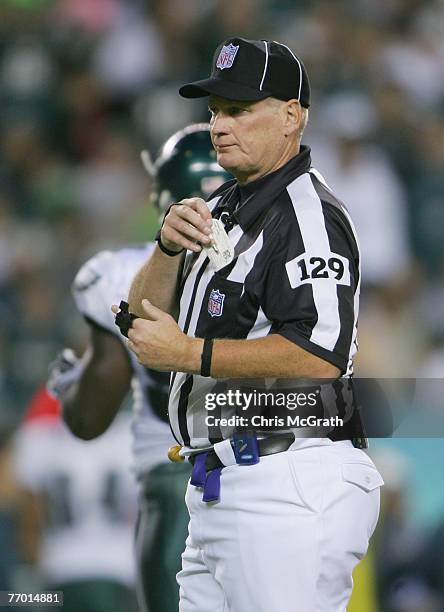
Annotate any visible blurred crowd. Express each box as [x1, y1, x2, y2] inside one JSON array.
[[0, 0, 443, 610]]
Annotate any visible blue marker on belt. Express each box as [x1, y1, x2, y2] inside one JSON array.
[[232, 431, 260, 465]]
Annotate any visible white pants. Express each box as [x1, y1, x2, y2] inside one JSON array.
[[178, 441, 383, 612]]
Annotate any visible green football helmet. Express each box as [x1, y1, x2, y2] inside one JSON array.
[[146, 123, 232, 214]]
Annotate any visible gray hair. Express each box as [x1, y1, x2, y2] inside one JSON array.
[[268, 97, 309, 141], [299, 107, 309, 140]]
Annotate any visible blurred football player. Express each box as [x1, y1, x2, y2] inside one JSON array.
[[47, 124, 230, 612], [13, 387, 138, 612]]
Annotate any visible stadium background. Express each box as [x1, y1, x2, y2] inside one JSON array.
[[0, 0, 443, 610]]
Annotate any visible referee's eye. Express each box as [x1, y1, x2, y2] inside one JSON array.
[[228, 106, 245, 116]]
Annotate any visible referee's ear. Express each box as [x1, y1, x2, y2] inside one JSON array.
[[283, 99, 302, 138]]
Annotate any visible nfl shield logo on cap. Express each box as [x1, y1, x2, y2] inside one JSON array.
[[216, 43, 239, 70], [208, 289, 225, 317]]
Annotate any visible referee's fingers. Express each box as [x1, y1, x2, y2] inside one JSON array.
[[180, 197, 213, 223], [165, 215, 211, 245], [127, 337, 137, 354], [161, 227, 203, 253], [140, 299, 167, 321], [172, 203, 212, 232]]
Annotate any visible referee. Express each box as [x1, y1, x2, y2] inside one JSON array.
[[124, 37, 383, 612]]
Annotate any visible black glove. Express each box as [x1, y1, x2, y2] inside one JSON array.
[[115, 300, 139, 338]]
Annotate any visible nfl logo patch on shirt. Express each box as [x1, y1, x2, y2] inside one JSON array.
[[208, 289, 225, 317], [216, 44, 239, 70]]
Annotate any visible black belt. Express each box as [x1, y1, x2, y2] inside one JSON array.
[[188, 431, 366, 472], [189, 433, 296, 471]]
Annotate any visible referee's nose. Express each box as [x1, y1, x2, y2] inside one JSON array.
[[210, 110, 231, 141]]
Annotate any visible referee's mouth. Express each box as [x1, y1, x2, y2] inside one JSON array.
[[215, 143, 237, 150]]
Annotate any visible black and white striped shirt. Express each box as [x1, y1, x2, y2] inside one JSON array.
[[169, 146, 361, 449]]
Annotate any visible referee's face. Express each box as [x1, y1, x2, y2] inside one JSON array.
[[208, 95, 300, 185]]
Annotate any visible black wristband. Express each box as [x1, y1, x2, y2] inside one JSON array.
[[155, 230, 184, 257], [200, 338, 214, 377], [156, 205, 184, 256]]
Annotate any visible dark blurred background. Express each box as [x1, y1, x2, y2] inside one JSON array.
[[0, 0, 443, 610]]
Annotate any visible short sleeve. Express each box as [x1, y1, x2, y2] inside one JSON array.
[[72, 250, 119, 335], [260, 203, 359, 373], [72, 244, 155, 336]]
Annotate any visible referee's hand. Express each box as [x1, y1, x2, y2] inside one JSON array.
[[161, 197, 213, 253], [124, 299, 201, 373]]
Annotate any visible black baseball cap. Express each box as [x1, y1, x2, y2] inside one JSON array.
[[179, 37, 310, 107]]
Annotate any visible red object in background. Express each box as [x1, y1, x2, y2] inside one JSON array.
[[51, 0, 120, 34], [24, 387, 61, 424]]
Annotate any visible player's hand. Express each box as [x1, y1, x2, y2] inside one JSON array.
[[161, 197, 213, 253], [125, 300, 200, 372], [47, 348, 83, 399]]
